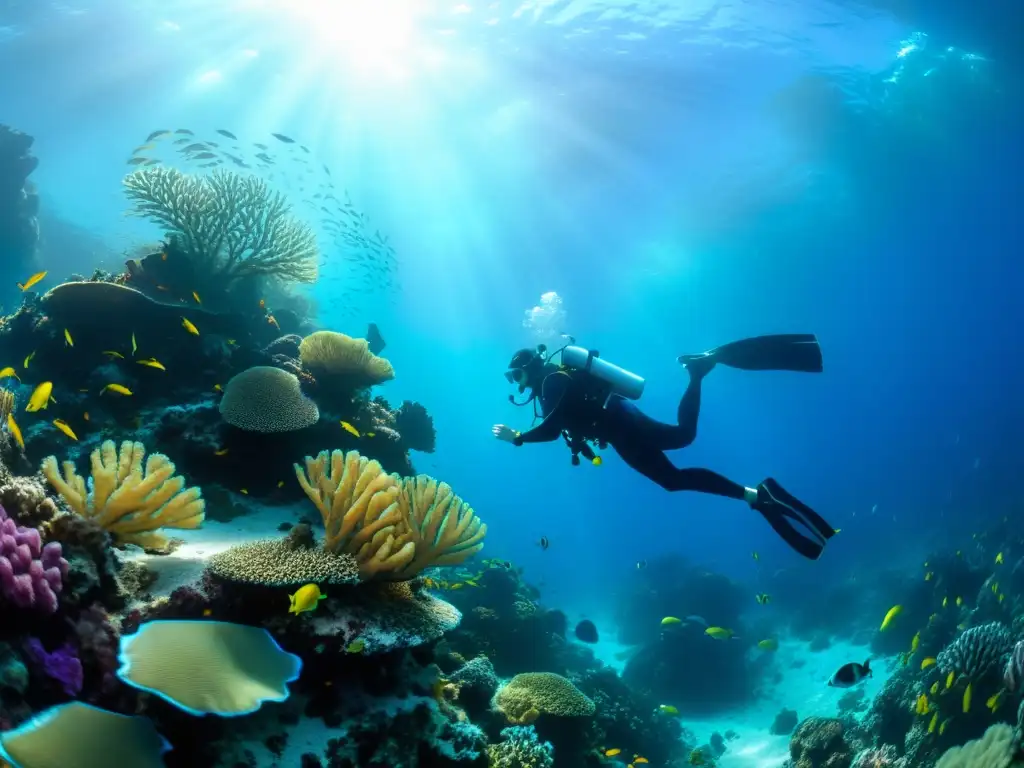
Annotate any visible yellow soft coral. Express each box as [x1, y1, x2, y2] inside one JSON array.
[[293, 450, 486, 581], [298, 331, 395, 388], [41, 440, 205, 550]]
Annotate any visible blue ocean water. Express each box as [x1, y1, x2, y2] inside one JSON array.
[[0, 0, 1022, 762]]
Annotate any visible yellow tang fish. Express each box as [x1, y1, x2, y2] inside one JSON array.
[[213, 384, 223, 392], [100, 383, 132, 396], [592, 455, 602, 466], [946, 671, 955, 689], [214, 449, 229, 456], [137, 359, 166, 371], [925, 571, 933, 581], [192, 291, 202, 304], [987, 690, 1003, 713], [939, 719, 950, 736], [915, 694, 929, 715], [705, 627, 734, 640], [366, 431, 376, 438], [25, 382, 53, 412], [999, 594, 1005, 603], [661, 616, 682, 626], [0, 366, 19, 381], [930, 681, 939, 695], [658, 704, 679, 715], [181, 317, 199, 336], [921, 657, 936, 670], [63, 328, 73, 347], [942, 597, 948, 608], [996, 552, 1004, 565], [635, 759, 649, 765], [956, 597, 963, 607], [758, 638, 779, 651], [103, 350, 125, 359], [605, 749, 621, 757], [880, 604, 903, 631], [6, 413, 24, 450], [52, 419, 78, 441], [911, 631, 920, 653], [131, 332, 137, 356], [277, 480, 285, 488], [992, 582, 1000, 594], [17, 271, 47, 291], [345, 638, 365, 654], [288, 583, 326, 615], [340, 421, 360, 437], [23, 350, 35, 369], [239, 488, 249, 495], [928, 712, 938, 734], [963, 682, 972, 713]]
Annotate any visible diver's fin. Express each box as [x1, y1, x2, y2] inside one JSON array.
[[760, 478, 835, 542], [367, 323, 386, 355], [679, 334, 822, 373], [754, 503, 825, 560]]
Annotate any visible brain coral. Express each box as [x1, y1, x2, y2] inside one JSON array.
[[219, 366, 319, 432], [207, 539, 360, 586], [493, 672, 595, 723]]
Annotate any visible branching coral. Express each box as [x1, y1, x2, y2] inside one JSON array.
[[298, 330, 395, 389], [293, 450, 486, 581], [41, 440, 205, 550], [487, 726, 555, 768], [492, 672, 595, 723], [123, 166, 318, 287]]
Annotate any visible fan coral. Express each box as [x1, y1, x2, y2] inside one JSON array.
[[123, 166, 318, 286], [219, 366, 319, 433], [493, 672, 595, 723], [935, 723, 1021, 768], [938, 622, 1013, 681], [40, 440, 205, 550], [298, 330, 395, 388], [0, 505, 67, 613], [487, 726, 555, 768], [395, 400, 437, 453], [208, 538, 360, 586]]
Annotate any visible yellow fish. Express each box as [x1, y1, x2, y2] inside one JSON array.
[[0, 367, 19, 381], [963, 682, 972, 713], [131, 332, 137, 356], [83, 412, 90, 421], [340, 421, 360, 437], [999, 594, 1005, 603], [214, 449, 229, 456], [956, 597, 963, 607], [939, 719, 950, 736], [181, 317, 199, 335], [23, 350, 35, 369], [942, 597, 948, 608], [288, 583, 326, 615], [946, 671, 955, 689], [658, 704, 679, 715], [757, 638, 779, 651], [345, 638, 365, 654], [6, 413, 24, 451], [366, 431, 376, 438], [137, 359, 166, 371], [661, 616, 682, 626], [17, 271, 47, 291], [916, 694, 929, 715], [987, 690, 1003, 713], [192, 291, 201, 304], [100, 383, 132, 396], [925, 571, 933, 581], [240, 488, 249, 495], [63, 328, 73, 347], [605, 749, 622, 757], [992, 582, 999, 594], [756, 593, 771, 605], [996, 552, 1004, 565], [880, 604, 903, 631], [921, 657, 936, 670], [277, 480, 285, 488], [928, 712, 938, 734], [592, 455, 602, 466], [103, 350, 125, 359], [705, 626, 734, 640], [911, 631, 920, 653], [213, 384, 223, 392], [930, 681, 939, 695], [52, 419, 78, 441], [752, 551, 759, 561], [25, 382, 53, 412], [634, 759, 649, 765]]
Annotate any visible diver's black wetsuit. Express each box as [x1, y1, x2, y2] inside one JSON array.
[[513, 367, 747, 500]]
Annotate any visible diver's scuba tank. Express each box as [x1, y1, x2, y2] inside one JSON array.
[[561, 346, 645, 406]]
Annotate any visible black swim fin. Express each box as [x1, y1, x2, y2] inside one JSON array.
[[679, 334, 822, 374], [752, 478, 834, 560], [367, 323, 386, 355]]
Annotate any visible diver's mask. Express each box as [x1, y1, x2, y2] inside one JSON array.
[[505, 346, 546, 395]]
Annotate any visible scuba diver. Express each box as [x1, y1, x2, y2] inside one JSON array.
[[492, 334, 836, 560]]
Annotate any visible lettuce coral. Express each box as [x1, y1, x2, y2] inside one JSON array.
[[123, 166, 318, 287], [41, 440, 205, 550], [298, 330, 395, 388], [936, 723, 1023, 768]]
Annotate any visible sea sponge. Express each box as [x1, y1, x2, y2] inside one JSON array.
[[492, 672, 595, 723], [40, 440, 205, 550], [220, 366, 319, 433], [123, 167, 318, 286], [0, 504, 68, 613], [208, 538, 360, 586], [298, 330, 395, 388], [935, 723, 1020, 768], [938, 623, 1013, 681], [117, 620, 302, 716], [0, 702, 170, 768], [394, 400, 436, 453]]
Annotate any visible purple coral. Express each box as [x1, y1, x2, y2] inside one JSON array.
[[0, 504, 68, 614], [24, 638, 83, 696]]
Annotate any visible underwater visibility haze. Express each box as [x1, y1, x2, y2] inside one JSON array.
[[0, 0, 1021, 766]]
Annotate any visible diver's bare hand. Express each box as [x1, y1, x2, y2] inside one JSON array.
[[492, 424, 518, 443]]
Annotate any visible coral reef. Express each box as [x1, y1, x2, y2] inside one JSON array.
[[207, 538, 361, 586], [395, 400, 437, 453], [492, 672, 595, 723], [299, 330, 395, 390], [487, 726, 554, 768], [789, 717, 854, 768], [219, 366, 320, 433], [935, 723, 1022, 767]]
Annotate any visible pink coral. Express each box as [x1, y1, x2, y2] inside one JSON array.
[[0, 504, 68, 613]]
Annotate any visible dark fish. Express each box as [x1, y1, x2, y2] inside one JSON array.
[[828, 660, 871, 688], [173, 138, 191, 145], [255, 153, 274, 164], [180, 143, 208, 152], [537, 536, 549, 551], [323, 164, 331, 176], [143, 159, 160, 165], [199, 161, 219, 167], [174, 129, 195, 135], [127, 157, 149, 165], [300, 145, 310, 153], [146, 130, 171, 141], [636, 560, 647, 569], [192, 152, 218, 160], [367, 323, 386, 355], [574, 620, 599, 644], [216, 129, 238, 139], [255, 143, 268, 150], [271, 132, 296, 144]]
